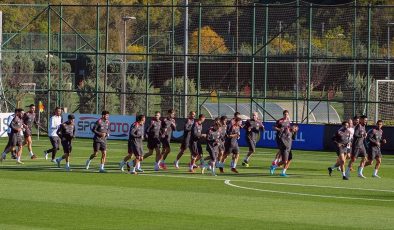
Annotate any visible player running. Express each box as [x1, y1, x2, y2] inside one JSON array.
[[85, 111, 110, 173], [217, 112, 241, 170], [328, 121, 351, 180], [1, 111, 17, 161], [364, 120, 386, 178], [55, 114, 76, 171], [158, 109, 176, 169], [327, 117, 356, 174], [205, 119, 221, 176], [174, 111, 196, 169], [242, 112, 264, 167], [216, 116, 228, 168], [22, 104, 38, 159], [219, 116, 242, 174], [8, 108, 25, 164], [44, 107, 63, 162], [270, 110, 298, 177], [119, 115, 146, 174], [189, 114, 206, 173], [346, 115, 368, 178], [142, 111, 162, 171]]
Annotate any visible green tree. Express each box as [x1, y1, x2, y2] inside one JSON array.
[[160, 77, 197, 116], [125, 75, 157, 115]]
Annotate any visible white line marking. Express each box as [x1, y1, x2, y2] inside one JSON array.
[[139, 173, 394, 193], [224, 180, 394, 202]]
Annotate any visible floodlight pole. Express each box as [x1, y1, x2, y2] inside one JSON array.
[[121, 16, 136, 115]]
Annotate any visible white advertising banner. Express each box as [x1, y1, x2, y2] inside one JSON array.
[[64, 113, 136, 140], [0, 113, 13, 137]]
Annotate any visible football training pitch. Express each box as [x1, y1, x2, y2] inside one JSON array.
[[1, 139, 394, 229]]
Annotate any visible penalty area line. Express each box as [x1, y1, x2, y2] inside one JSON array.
[[224, 180, 394, 202]]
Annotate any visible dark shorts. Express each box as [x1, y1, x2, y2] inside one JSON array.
[[346, 146, 352, 154], [10, 133, 23, 147], [288, 151, 293, 161], [147, 137, 161, 150], [224, 141, 239, 155], [50, 136, 60, 150], [23, 128, 32, 137], [128, 142, 143, 157], [278, 140, 291, 161], [190, 141, 203, 157], [351, 147, 366, 158], [180, 136, 191, 150], [161, 136, 171, 148], [61, 139, 72, 153], [218, 140, 225, 152], [206, 145, 218, 162], [368, 146, 382, 160], [336, 145, 347, 156], [246, 137, 256, 152], [93, 140, 107, 152]]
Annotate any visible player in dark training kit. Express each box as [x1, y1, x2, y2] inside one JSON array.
[[346, 115, 368, 178], [119, 115, 146, 174], [216, 116, 228, 168], [158, 109, 176, 169], [9, 109, 26, 164], [363, 120, 387, 178], [142, 111, 162, 171], [1, 111, 17, 161], [329, 121, 351, 180], [22, 104, 38, 159], [174, 111, 196, 169], [85, 111, 110, 173], [270, 110, 298, 177], [205, 120, 221, 176], [242, 112, 264, 167], [189, 114, 206, 173], [219, 117, 242, 174], [55, 114, 76, 171]]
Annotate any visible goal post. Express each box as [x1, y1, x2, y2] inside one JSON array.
[[375, 80, 394, 123]]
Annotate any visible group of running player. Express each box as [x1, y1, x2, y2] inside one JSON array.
[[328, 115, 386, 180], [1, 106, 386, 179]]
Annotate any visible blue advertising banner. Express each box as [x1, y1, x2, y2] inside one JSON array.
[[237, 122, 325, 151]]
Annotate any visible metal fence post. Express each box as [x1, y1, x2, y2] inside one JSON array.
[[251, 4, 256, 117], [104, 0, 110, 110], [264, 4, 268, 122], [58, 4, 63, 107], [197, 3, 202, 115], [95, 3, 100, 114], [352, 0, 357, 117], [366, 4, 371, 118], [145, 4, 150, 116], [306, 3, 312, 124], [296, 0, 299, 123], [47, 4, 51, 131], [171, 0, 175, 110]]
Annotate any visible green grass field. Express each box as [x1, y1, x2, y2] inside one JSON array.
[[1, 138, 394, 230]]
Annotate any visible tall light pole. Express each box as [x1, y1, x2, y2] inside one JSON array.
[[121, 16, 136, 115], [387, 22, 394, 80]]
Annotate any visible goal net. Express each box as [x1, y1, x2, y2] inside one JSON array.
[[375, 80, 394, 122]]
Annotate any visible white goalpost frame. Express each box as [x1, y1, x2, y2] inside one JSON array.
[[375, 79, 394, 123]]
